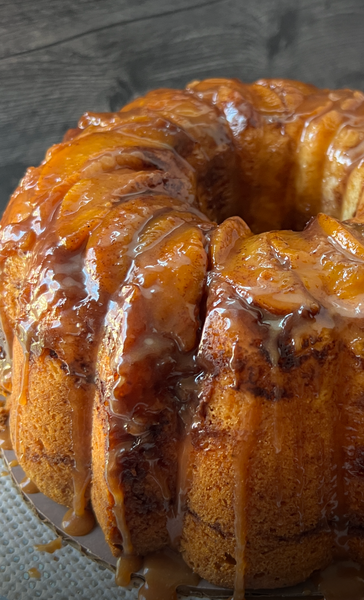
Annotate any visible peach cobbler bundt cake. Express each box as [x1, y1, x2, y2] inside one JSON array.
[[1, 78, 364, 595]]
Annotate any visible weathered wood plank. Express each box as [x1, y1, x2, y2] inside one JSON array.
[[0, 0, 200, 59], [2, 0, 364, 211]]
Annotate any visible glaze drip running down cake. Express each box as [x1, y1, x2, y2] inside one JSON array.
[[1, 78, 364, 596]]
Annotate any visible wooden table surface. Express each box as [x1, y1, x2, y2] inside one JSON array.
[[1, 0, 364, 212]]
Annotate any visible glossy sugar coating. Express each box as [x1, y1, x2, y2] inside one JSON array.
[[1, 78, 364, 591]]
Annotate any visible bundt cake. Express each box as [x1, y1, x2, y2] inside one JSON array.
[[1, 78, 364, 595]]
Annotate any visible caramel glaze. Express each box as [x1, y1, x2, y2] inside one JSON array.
[[1, 79, 364, 596], [27, 567, 41, 579], [61, 506, 95, 537], [34, 537, 62, 553], [314, 560, 364, 600], [0, 423, 12, 450], [20, 476, 39, 494], [92, 201, 211, 556], [116, 554, 143, 587], [137, 548, 199, 600]]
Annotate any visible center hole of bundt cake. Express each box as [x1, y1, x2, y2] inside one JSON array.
[[211, 135, 359, 235], [224, 186, 357, 235]]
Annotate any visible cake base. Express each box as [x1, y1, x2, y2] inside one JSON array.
[[1, 448, 326, 598]]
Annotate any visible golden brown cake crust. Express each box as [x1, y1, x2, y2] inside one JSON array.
[[2, 78, 364, 591]]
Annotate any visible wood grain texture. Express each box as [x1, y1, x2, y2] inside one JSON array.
[[1, 0, 364, 211], [0, 0, 200, 59]]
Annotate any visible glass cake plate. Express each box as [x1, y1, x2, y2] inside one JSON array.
[[0, 448, 350, 599]]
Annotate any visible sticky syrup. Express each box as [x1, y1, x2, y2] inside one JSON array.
[[0, 423, 12, 450], [138, 549, 199, 600], [314, 561, 364, 600], [34, 537, 62, 553], [20, 476, 39, 494], [115, 554, 143, 587], [61, 507, 95, 537], [27, 567, 41, 579]]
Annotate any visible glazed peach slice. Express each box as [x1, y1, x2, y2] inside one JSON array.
[[209, 216, 252, 267], [80, 92, 237, 194], [314, 214, 364, 302], [342, 159, 364, 220], [211, 219, 318, 316], [56, 170, 136, 251], [316, 213, 364, 261], [56, 167, 194, 252], [105, 214, 208, 408], [121, 88, 226, 138], [189, 80, 297, 232], [1, 128, 182, 241], [92, 203, 209, 558], [39, 131, 178, 187], [295, 107, 346, 224], [321, 117, 364, 219], [131, 212, 209, 352], [116, 91, 242, 224], [83, 196, 205, 297], [255, 78, 317, 110]]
